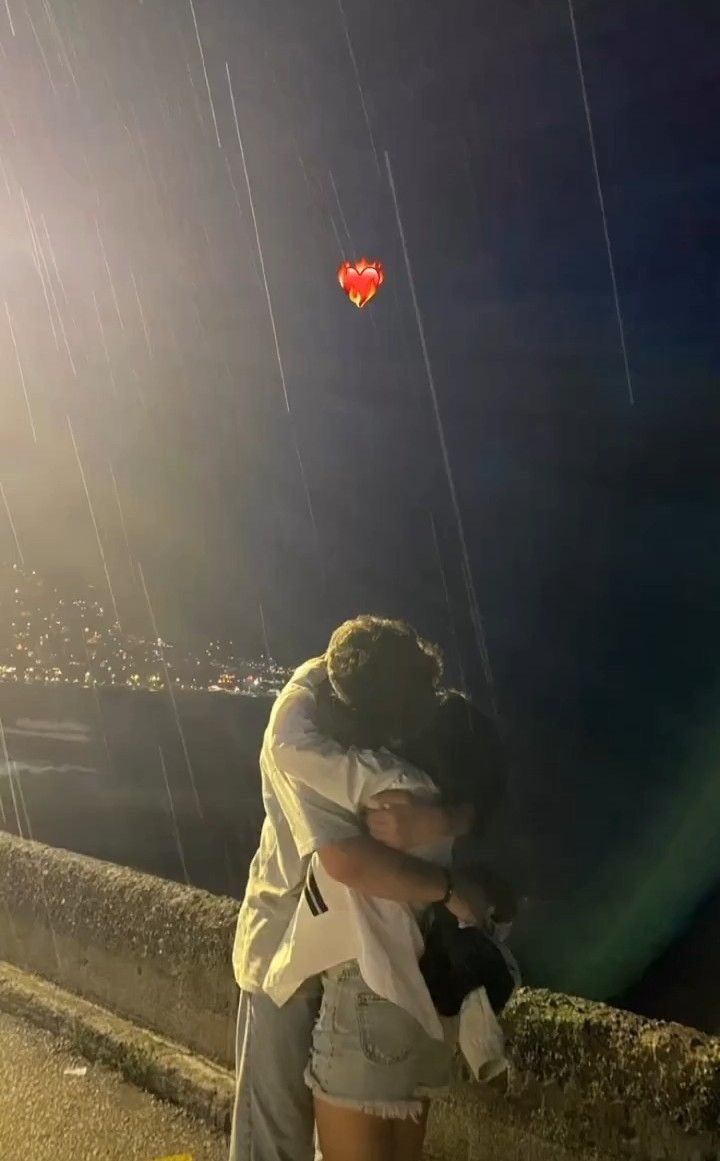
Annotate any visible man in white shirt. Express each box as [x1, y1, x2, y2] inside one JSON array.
[[229, 616, 503, 1161]]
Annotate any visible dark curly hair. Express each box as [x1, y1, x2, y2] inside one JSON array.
[[325, 615, 443, 747]]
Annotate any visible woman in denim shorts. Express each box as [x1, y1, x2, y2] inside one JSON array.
[[306, 959, 458, 1160], [308, 665, 508, 1161]]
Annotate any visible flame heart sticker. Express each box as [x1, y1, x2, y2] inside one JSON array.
[[337, 258, 384, 309]]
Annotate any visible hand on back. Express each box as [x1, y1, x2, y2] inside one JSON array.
[[366, 790, 450, 851]]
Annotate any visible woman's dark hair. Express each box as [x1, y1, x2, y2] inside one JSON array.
[[325, 615, 443, 747], [404, 691, 507, 829]]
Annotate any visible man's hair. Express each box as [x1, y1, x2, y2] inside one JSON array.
[[325, 615, 443, 744]]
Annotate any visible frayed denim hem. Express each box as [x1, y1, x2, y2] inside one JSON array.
[[305, 1066, 426, 1122]]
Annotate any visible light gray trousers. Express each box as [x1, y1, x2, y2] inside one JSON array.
[[228, 982, 323, 1161]]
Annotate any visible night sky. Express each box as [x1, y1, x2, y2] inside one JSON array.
[[0, 0, 719, 1006], [1, 0, 718, 702]]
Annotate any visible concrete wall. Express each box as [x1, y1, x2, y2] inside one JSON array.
[[1, 832, 719, 1161], [0, 831, 238, 1067]]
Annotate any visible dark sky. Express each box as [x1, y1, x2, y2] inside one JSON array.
[[0, 0, 717, 718]]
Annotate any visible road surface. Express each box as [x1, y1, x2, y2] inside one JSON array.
[[0, 1010, 228, 1161]]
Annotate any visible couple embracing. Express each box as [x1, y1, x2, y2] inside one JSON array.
[[230, 615, 520, 1161]]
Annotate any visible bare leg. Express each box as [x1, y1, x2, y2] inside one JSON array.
[[314, 1097, 395, 1161], [393, 1102, 429, 1161]]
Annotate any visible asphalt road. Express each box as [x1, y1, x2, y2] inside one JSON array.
[[0, 1010, 228, 1161]]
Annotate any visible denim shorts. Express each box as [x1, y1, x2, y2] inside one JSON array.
[[305, 961, 457, 1121]]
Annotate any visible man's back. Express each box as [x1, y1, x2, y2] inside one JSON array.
[[232, 657, 421, 993]]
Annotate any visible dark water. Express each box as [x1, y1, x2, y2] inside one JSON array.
[[1, 682, 717, 1032], [0, 682, 268, 898]]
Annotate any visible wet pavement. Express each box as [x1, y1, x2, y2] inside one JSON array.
[[0, 1010, 228, 1161]]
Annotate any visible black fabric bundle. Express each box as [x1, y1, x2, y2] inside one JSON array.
[[419, 904, 516, 1018]]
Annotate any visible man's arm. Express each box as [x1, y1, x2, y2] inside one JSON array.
[[270, 682, 422, 816], [319, 834, 449, 903], [362, 793, 518, 923], [266, 672, 435, 862], [318, 834, 495, 927]]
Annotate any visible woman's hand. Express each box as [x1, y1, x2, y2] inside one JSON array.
[[365, 790, 451, 850]]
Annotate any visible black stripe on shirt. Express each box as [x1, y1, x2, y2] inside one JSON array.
[[303, 885, 320, 916], [304, 868, 328, 917]]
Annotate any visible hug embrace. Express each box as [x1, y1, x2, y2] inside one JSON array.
[[229, 615, 521, 1161]]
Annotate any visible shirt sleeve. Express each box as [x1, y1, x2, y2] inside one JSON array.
[[266, 678, 424, 858]]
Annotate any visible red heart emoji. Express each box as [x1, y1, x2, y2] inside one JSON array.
[[338, 258, 385, 309]]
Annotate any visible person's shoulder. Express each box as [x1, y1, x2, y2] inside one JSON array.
[[286, 656, 327, 691], [269, 658, 325, 731]]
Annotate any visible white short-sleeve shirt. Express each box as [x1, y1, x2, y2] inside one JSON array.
[[232, 657, 432, 992]]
